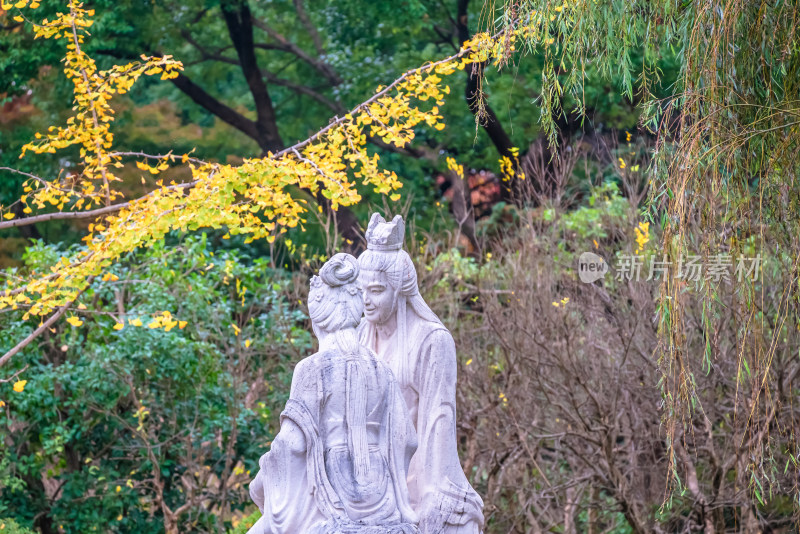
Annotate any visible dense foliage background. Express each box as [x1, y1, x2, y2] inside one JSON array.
[[1, 0, 798, 532]]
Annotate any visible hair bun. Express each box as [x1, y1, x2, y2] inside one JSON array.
[[319, 253, 359, 287]]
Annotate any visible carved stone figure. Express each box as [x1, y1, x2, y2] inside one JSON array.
[[248, 253, 419, 534], [358, 214, 485, 534]]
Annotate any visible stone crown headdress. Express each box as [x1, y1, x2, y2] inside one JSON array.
[[365, 213, 405, 251]]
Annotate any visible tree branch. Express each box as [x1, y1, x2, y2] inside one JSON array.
[[2, 41, 488, 242], [261, 69, 344, 113], [274, 43, 477, 158], [221, 0, 284, 152], [180, 31, 342, 113], [0, 176, 196, 231], [180, 29, 239, 66], [169, 71, 260, 141], [293, 0, 325, 56], [0, 278, 93, 368], [457, 0, 518, 203], [251, 18, 341, 86]]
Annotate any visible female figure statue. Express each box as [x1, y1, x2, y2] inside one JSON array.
[[358, 214, 485, 534], [248, 253, 419, 534]]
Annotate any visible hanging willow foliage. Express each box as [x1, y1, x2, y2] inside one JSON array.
[[490, 0, 800, 513]]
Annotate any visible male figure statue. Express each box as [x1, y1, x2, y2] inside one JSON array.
[[358, 213, 485, 534], [248, 253, 419, 534]]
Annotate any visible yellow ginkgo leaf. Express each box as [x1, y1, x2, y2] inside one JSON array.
[[2, 213, 14, 220], [13, 380, 27, 393], [129, 318, 143, 327], [113, 322, 124, 331], [178, 321, 187, 329], [66, 316, 83, 327], [245, 339, 252, 348]]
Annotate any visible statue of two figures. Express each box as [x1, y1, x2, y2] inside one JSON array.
[[247, 214, 484, 534]]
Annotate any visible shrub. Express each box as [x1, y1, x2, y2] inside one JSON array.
[[0, 236, 309, 533]]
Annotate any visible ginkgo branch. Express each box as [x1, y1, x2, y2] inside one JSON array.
[[292, 148, 339, 185], [0, 182, 197, 230], [69, 8, 112, 207], [0, 167, 86, 198], [273, 44, 476, 158], [0, 278, 93, 368], [1, 253, 95, 300], [109, 151, 208, 166], [0, 0, 522, 375]]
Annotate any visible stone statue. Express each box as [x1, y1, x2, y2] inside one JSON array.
[[358, 213, 485, 534], [248, 253, 419, 534]]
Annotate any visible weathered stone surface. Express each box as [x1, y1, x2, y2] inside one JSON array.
[[248, 253, 419, 534], [358, 213, 485, 534]]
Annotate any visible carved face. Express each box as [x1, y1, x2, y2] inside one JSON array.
[[359, 269, 398, 325]]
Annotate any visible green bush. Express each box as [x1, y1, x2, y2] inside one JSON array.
[[226, 510, 261, 534], [0, 518, 36, 534], [0, 236, 310, 533]]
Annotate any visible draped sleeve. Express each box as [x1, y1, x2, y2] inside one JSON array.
[[249, 352, 422, 534], [411, 328, 484, 534], [248, 357, 330, 534], [383, 365, 420, 525]]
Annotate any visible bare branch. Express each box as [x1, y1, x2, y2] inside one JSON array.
[[261, 69, 344, 113], [292, 0, 325, 56], [251, 18, 341, 86]]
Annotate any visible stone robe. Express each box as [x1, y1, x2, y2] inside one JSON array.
[[360, 316, 485, 534], [248, 348, 419, 534]]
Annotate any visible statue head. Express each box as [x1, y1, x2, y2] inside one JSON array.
[[358, 214, 417, 325], [358, 213, 442, 385], [309, 253, 363, 354]]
